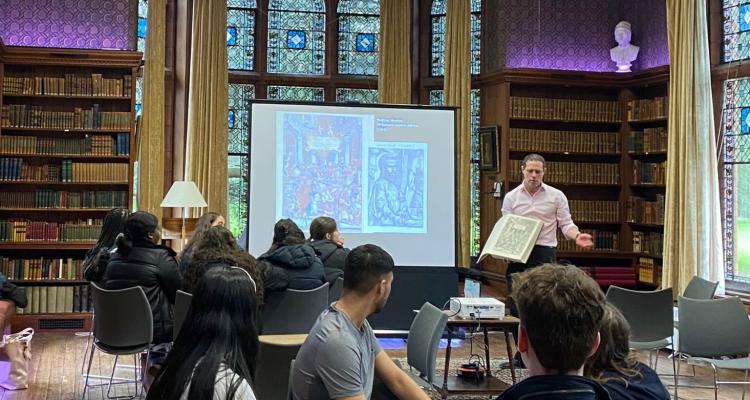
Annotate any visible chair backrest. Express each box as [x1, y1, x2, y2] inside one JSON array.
[[678, 296, 750, 357], [606, 286, 673, 343], [91, 283, 153, 347], [682, 276, 719, 300], [262, 283, 329, 334], [407, 302, 448, 383], [255, 341, 303, 400], [328, 277, 344, 303], [287, 359, 295, 400], [173, 290, 193, 340]]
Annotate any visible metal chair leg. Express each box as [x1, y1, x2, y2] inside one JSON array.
[[81, 343, 97, 400], [711, 363, 719, 400], [743, 370, 748, 400], [671, 347, 678, 400]]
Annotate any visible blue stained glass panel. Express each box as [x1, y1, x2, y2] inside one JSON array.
[[135, 76, 143, 117], [335, 88, 379, 103], [287, 30, 307, 49], [228, 0, 257, 7], [267, 1, 326, 75], [137, 17, 147, 39], [228, 83, 255, 154], [356, 33, 375, 52], [137, 0, 148, 54], [430, 0, 481, 76], [267, 85, 325, 102], [227, 27, 238, 45], [338, 0, 379, 14], [724, 0, 750, 61], [227, 6, 256, 70]]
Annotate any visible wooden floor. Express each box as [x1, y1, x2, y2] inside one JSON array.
[[0, 331, 746, 399]]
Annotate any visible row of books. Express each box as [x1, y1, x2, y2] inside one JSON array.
[[627, 97, 668, 121], [1, 104, 131, 130], [569, 200, 620, 223], [0, 134, 130, 156], [3, 74, 132, 97], [17, 285, 93, 314], [637, 257, 660, 285], [627, 195, 665, 225], [632, 231, 663, 257], [510, 96, 621, 122], [579, 266, 637, 289], [0, 220, 102, 242], [0, 257, 83, 281], [632, 161, 666, 184], [0, 190, 128, 209], [628, 128, 668, 153], [511, 160, 620, 184], [509, 128, 620, 154], [0, 159, 128, 182], [557, 230, 619, 252]]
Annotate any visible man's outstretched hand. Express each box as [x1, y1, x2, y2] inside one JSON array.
[[576, 233, 595, 248]]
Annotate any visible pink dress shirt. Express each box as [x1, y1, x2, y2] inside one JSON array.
[[501, 183, 578, 247]]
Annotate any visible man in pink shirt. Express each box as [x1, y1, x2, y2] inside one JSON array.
[[501, 154, 595, 315]]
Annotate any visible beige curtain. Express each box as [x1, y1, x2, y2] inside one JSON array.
[[663, 0, 724, 296], [185, 0, 229, 218], [378, 0, 411, 103], [444, 0, 472, 267], [137, 0, 166, 219]]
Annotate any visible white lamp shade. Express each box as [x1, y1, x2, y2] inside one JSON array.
[[161, 181, 208, 208]]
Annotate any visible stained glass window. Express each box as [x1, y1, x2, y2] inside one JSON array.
[[724, 0, 750, 62], [429, 89, 481, 256], [335, 88, 379, 103], [137, 0, 148, 54], [267, 0, 326, 75], [430, 0, 481, 76], [722, 77, 750, 283], [227, 0, 257, 70], [227, 83, 255, 238], [267, 85, 325, 101], [135, 76, 144, 117], [338, 0, 380, 75]]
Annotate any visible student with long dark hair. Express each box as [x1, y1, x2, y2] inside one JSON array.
[[179, 212, 225, 272], [308, 216, 347, 283], [103, 211, 180, 362], [258, 218, 325, 290], [82, 207, 129, 282], [584, 304, 669, 400], [147, 266, 260, 400]]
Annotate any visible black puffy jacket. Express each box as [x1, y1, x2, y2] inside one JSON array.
[[309, 240, 347, 283], [103, 242, 180, 344], [259, 244, 326, 290]]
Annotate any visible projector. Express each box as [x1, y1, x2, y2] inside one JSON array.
[[449, 297, 505, 319]]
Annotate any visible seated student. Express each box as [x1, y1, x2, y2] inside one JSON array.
[[258, 219, 326, 290], [103, 211, 181, 365], [584, 304, 670, 400], [178, 212, 225, 273], [182, 225, 278, 303], [82, 207, 129, 283], [147, 266, 260, 400], [291, 244, 429, 400], [497, 263, 611, 400], [308, 216, 347, 283]]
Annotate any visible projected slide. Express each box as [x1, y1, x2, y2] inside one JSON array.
[[250, 102, 456, 267]]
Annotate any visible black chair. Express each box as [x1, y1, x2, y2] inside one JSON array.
[[261, 283, 329, 335]]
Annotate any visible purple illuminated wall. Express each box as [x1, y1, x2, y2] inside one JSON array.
[[485, 0, 669, 72], [0, 0, 134, 50]]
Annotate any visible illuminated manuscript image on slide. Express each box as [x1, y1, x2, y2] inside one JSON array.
[[277, 112, 369, 231], [365, 144, 427, 233]]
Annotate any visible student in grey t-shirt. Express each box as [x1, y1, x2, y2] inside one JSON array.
[[291, 244, 429, 400]]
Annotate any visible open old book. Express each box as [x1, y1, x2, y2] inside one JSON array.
[[478, 214, 543, 264]]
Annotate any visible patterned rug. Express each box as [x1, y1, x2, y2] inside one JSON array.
[[393, 357, 530, 399]]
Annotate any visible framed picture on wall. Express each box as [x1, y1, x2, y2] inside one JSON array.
[[479, 126, 499, 171]]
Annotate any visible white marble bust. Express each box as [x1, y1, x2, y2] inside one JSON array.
[[610, 21, 639, 73]]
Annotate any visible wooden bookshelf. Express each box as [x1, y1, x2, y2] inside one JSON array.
[[478, 67, 669, 289], [0, 42, 140, 329]]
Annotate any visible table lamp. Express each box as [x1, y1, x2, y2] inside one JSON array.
[[160, 181, 208, 241]]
